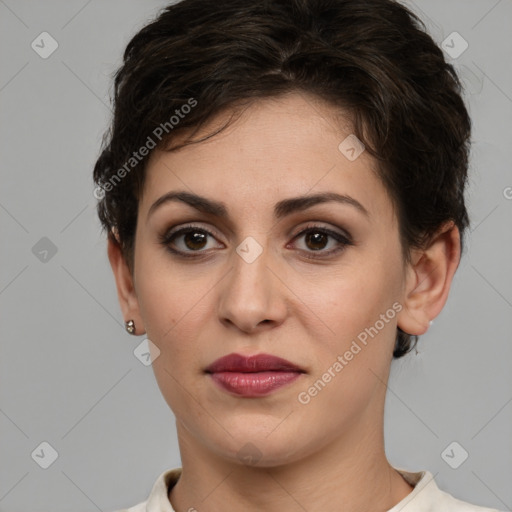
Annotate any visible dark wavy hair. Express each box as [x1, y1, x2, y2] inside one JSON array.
[[93, 0, 471, 358]]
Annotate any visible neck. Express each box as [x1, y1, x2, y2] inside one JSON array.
[[169, 412, 413, 512]]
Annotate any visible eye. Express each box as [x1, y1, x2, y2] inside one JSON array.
[[289, 223, 353, 259], [159, 224, 223, 258], [159, 222, 353, 259]]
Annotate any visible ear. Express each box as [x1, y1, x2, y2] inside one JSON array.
[[397, 221, 461, 336], [107, 233, 145, 335]]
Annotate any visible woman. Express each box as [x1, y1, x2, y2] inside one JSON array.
[[93, 0, 502, 510]]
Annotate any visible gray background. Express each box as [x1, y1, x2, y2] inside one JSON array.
[[0, 1, 511, 511]]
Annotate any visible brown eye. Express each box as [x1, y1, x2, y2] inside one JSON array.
[[304, 231, 329, 251], [159, 224, 223, 258], [181, 230, 208, 250], [290, 224, 354, 259], [159, 223, 353, 260]]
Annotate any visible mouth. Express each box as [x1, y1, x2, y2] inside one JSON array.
[[204, 353, 305, 397], [204, 352, 305, 373]]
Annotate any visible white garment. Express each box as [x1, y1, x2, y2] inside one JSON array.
[[115, 466, 503, 512]]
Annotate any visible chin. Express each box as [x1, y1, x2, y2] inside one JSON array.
[[204, 427, 313, 468]]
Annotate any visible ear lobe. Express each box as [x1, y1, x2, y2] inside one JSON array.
[[107, 234, 144, 334], [397, 221, 461, 336]]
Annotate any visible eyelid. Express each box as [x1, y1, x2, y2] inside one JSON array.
[[290, 221, 353, 242], [159, 223, 224, 248], [160, 221, 351, 244]]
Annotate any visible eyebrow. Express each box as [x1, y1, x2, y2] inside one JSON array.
[[147, 190, 370, 222]]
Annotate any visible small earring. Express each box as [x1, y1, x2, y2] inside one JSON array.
[[125, 319, 136, 335]]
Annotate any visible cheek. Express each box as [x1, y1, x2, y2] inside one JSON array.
[[305, 259, 401, 338], [135, 246, 213, 341], [293, 285, 398, 440], [133, 253, 221, 375], [299, 255, 402, 402]]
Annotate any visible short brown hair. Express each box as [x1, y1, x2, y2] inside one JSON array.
[[93, 0, 471, 358]]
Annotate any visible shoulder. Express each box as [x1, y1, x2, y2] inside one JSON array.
[[430, 487, 503, 512], [391, 467, 503, 512], [110, 467, 182, 512]]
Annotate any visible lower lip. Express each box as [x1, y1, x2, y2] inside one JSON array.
[[208, 371, 302, 397]]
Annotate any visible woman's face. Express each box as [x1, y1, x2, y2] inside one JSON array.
[[131, 92, 409, 466]]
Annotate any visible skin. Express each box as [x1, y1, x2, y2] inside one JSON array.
[[108, 92, 461, 512]]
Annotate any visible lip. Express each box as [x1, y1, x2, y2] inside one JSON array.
[[205, 353, 305, 397], [205, 353, 304, 373]]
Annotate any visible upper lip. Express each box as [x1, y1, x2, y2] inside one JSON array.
[[205, 353, 305, 373]]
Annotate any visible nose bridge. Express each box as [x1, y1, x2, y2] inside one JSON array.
[[217, 233, 287, 331], [230, 235, 273, 300]]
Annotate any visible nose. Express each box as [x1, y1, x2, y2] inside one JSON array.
[[217, 243, 289, 334]]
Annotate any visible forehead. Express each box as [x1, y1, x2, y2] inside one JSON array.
[[140, 92, 395, 225]]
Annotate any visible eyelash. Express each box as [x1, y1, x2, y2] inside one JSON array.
[[158, 222, 354, 260]]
